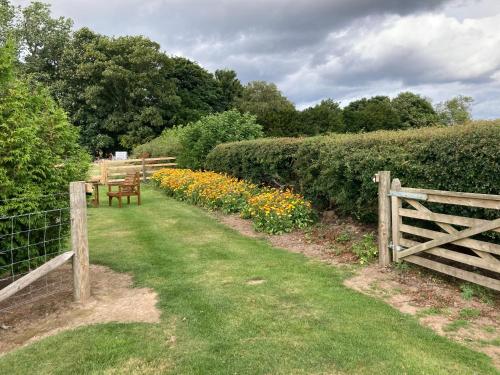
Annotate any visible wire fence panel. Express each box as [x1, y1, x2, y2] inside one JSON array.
[[0, 194, 72, 312]]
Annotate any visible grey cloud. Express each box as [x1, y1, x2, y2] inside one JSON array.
[[13, 0, 500, 118]]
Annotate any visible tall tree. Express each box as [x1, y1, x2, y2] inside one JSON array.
[[166, 57, 223, 124], [215, 69, 243, 110], [436, 95, 473, 125], [343, 96, 402, 133], [55, 28, 180, 153], [17, 1, 73, 84], [391, 92, 438, 128], [236, 81, 297, 136], [0, 0, 15, 45], [298, 99, 344, 135]]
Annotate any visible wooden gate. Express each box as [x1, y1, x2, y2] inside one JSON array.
[[376, 171, 500, 291]]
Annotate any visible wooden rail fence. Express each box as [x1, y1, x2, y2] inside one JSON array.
[[99, 157, 176, 184], [376, 171, 500, 291]]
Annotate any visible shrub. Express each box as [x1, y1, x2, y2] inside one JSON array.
[[132, 127, 183, 158], [0, 41, 89, 272], [151, 168, 313, 234], [177, 109, 263, 169], [205, 137, 303, 188], [351, 233, 378, 264], [206, 121, 500, 222]]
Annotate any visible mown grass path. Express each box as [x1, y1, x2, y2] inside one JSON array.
[[1, 187, 498, 374]]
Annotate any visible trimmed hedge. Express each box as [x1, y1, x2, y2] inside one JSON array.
[[206, 121, 500, 222], [205, 137, 304, 188]]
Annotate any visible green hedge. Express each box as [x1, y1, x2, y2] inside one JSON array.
[[206, 121, 500, 221], [205, 137, 303, 187]]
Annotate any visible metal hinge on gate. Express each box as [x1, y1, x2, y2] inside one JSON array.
[[388, 242, 404, 252]]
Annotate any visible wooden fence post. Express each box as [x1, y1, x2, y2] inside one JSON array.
[[376, 171, 391, 266], [70, 181, 90, 304], [142, 158, 147, 183]]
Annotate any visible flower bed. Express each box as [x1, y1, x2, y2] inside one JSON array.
[[152, 168, 313, 234]]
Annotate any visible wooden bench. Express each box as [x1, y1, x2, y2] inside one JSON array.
[[106, 172, 141, 208]]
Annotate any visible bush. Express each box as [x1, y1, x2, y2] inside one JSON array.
[[151, 168, 313, 234], [206, 121, 500, 222], [0, 42, 90, 271], [132, 127, 183, 158], [205, 137, 303, 188], [177, 109, 263, 169]]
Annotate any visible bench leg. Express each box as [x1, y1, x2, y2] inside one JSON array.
[[127, 196, 130, 205], [137, 193, 141, 205], [118, 196, 122, 208], [108, 196, 112, 206]]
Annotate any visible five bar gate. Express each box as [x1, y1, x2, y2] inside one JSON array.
[[376, 171, 500, 291]]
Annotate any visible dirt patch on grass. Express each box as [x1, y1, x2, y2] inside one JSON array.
[[0, 264, 160, 355], [345, 264, 499, 368], [215, 211, 499, 368], [246, 278, 266, 285], [215, 212, 369, 265]]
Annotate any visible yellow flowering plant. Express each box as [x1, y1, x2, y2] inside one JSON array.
[[151, 168, 314, 234]]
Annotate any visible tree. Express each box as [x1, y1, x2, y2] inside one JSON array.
[[343, 96, 402, 133], [55, 28, 181, 153], [178, 109, 263, 169], [236, 81, 298, 136], [16, 1, 73, 84], [0, 39, 89, 207], [167, 57, 225, 124], [391, 92, 438, 128], [297, 99, 344, 135], [436, 95, 473, 125], [0, 0, 15, 45], [215, 69, 243, 110]]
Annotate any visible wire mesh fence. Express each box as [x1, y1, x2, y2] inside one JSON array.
[[0, 193, 73, 312]]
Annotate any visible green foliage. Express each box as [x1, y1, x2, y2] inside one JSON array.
[[0, 41, 89, 267], [205, 137, 304, 188], [460, 283, 494, 304], [132, 127, 183, 158], [444, 319, 469, 332], [207, 121, 500, 222], [351, 233, 378, 264], [54, 28, 180, 153], [177, 109, 263, 170], [215, 69, 243, 110], [459, 308, 481, 320], [236, 80, 298, 136], [343, 95, 402, 132], [297, 99, 344, 135], [17, 1, 73, 84], [436, 95, 473, 125], [391, 92, 438, 129]]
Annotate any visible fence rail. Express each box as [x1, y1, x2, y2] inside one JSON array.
[[97, 157, 176, 184], [376, 171, 500, 291]]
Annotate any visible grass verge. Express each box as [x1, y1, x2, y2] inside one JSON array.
[[0, 187, 497, 374]]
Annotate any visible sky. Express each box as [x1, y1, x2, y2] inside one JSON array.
[[13, 0, 500, 118]]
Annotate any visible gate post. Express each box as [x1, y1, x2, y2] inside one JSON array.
[[375, 171, 391, 266], [70, 181, 90, 304]]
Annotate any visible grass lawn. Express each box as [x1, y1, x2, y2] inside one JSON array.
[[0, 186, 497, 374]]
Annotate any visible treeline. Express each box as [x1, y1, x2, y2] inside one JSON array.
[[1, 1, 475, 157]]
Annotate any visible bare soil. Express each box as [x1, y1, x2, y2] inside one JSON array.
[[215, 211, 500, 368], [0, 264, 160, 355]]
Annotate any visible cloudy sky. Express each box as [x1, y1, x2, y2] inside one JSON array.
[[14, 0, 500, 118]]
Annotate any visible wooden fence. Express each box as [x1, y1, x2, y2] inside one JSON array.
[[0, 182, 90, 306], [376, 171, 500, 291], [98, 157, 176, 184]]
